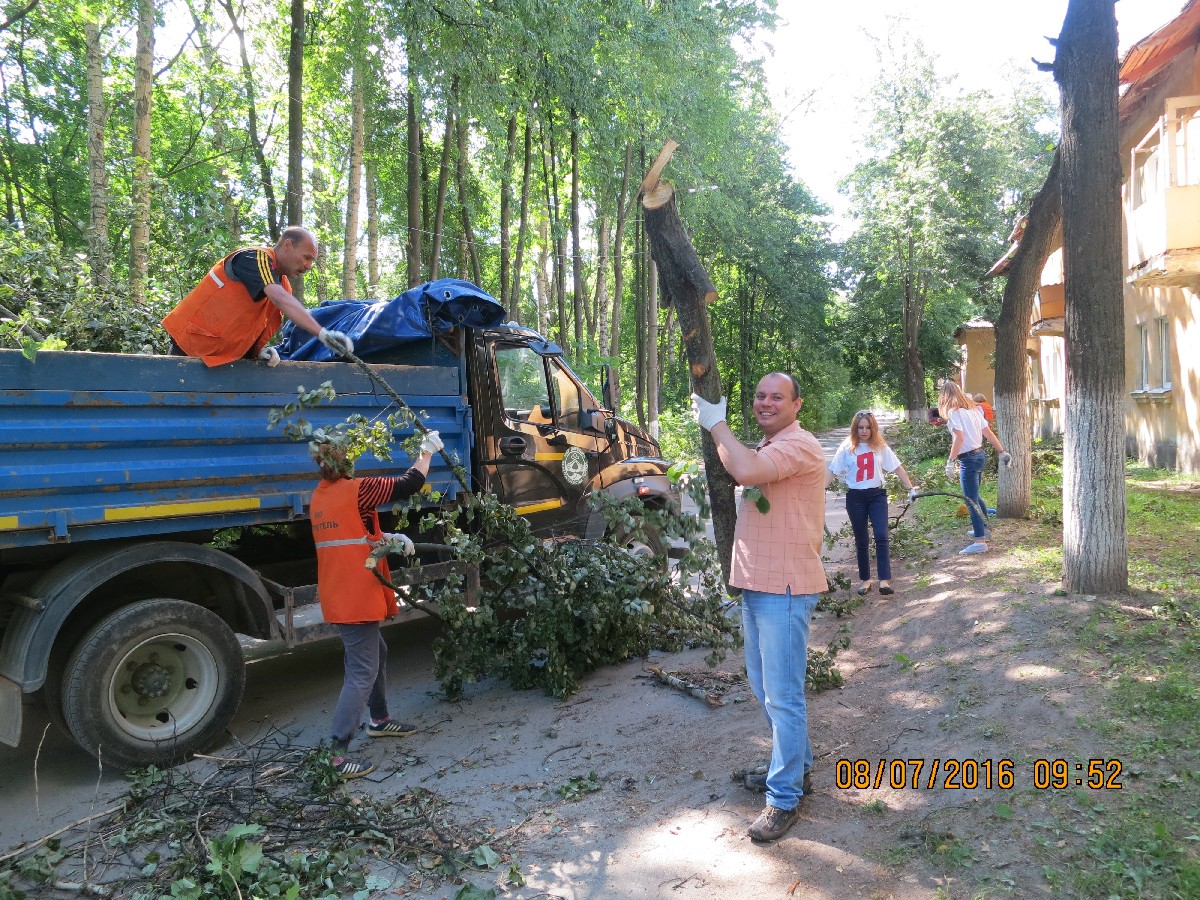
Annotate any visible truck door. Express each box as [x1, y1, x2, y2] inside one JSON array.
[[485, 343, 604, 535]]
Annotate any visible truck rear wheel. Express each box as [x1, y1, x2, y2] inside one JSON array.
[[61, 599, 245, 769]]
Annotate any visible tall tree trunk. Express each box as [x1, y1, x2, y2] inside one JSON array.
[[508, 122, 532, 323], [500, 112, 516, 308], [609, 143, 633, 362], [366, 155, 379, 297], [429, 88, 454, 280], [540, 119, 568, 351], [286, 0, 303, 230], [405, 71, 422, 287], [646, 255, 659, 439], [595, 211, 610, 356], [569, 109, 585, 356], [455, 112, 482, 286], [342, 62, 364, 299], [993, 154, 1062, 519], [84, 18, 111, 298], [1055, 0, 1127, 593], [220, 0, 278, 241], [640, 142, 735, 584], [129, 0, 153, 305], [536, 218, 551, 336], [187, 4, 239, 243], [0, 64, 28, 224], [634, 209, 646, 427], [311, 165, 334, 303]]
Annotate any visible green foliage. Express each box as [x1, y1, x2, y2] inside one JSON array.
[[805, 624, 851, 692], [884, 419, 952, 463], [422, 485, 736, 700], [655, 405, 701, 465], [556, 772, 602, 801]]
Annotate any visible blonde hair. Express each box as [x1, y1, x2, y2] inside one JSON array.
[[840, 410, 887, 452], [938, 380, 975, 415], [973, 393, 987, 403]]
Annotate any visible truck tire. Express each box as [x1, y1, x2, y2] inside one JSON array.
[[60, 599, 245, 769], [616, 522, 667, 562]]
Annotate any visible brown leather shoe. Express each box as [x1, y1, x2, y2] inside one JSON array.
[[742, 767, 813, 796], [748, 804, 800, 842]]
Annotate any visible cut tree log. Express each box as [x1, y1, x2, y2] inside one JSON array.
[[640, 140, 737, 585]]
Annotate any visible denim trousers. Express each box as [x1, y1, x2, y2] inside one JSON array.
[[741, 587, 818, 811], [330, 622, 390, 748], [846, 487, 891, 581], [958, 448, 990, 538]]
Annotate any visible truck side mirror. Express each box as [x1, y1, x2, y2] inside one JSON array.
[[602, 364, 616, 412]]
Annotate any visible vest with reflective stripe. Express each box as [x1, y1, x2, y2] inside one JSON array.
[[310, 477, 397, 624], [162, 248, 291, 367]]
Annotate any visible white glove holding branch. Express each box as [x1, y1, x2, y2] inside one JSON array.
[[689, 393, 727, 431], [382, 532, 415, 556], [944, 459, 957, 479], [419, 430, 444, 455], [318, 328, 354, 356], [999, 451, 1013, 468], [257, 346, 280, 367]]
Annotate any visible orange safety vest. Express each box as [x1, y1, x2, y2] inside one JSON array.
[[162, 248, 291, 367], [310, 478, 397, 624]]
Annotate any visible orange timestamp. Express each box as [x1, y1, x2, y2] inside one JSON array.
[[834, 758, 1124, 791]]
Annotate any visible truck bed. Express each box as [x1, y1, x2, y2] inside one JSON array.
[[0, 349, 471, 551]]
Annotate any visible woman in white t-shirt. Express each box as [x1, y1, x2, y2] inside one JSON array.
[[938, 381, 1011, 555], [827, 410, 916, 596]]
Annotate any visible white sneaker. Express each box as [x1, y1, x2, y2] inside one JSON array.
[[959, 542, 988, 555]]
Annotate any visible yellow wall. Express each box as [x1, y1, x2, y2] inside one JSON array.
[[958, 329, 996, 402]]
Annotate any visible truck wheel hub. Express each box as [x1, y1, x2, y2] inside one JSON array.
[[130, 662, 173, 698]]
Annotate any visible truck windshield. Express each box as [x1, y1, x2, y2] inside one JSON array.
[[496, 345, 552, 423]]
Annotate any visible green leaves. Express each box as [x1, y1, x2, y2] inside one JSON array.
[[743, 485, 770, 514]]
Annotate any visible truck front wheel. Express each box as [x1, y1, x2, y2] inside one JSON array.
[[60, 599, 245, 769]]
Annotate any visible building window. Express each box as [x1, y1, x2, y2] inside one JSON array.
[[1157, 316, 1172, 389], [1138, 323, 1151, 391]]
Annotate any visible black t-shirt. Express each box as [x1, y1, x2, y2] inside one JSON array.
[[225, 249, 282, 302]]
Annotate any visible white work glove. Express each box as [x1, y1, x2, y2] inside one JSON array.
[[318, 328, 354, 357], [257, 346, 280, 367], [944, 459, 957, 479], [419, 430, 444, 455], [689, 393, 727, 432], [907, 488, 919, 502], [382, 532, 415, 556], [999, 451, 1013, 469]]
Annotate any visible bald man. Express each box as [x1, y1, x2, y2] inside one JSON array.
[[163, 226, 351, 366]]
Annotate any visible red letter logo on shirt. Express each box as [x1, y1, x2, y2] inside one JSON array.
[[855, 451, 875, 482]]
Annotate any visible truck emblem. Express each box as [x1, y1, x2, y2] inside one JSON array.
[[561, 446, 588, 485]]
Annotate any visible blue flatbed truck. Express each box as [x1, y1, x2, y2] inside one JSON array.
[[0, 324, 673, 767]]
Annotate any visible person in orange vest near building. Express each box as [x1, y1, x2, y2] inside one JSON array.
[[973, 393, 995, 427], [162, 226, 353, 366], [309, 427, 442, 779]]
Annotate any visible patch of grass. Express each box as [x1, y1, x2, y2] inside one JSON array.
[[1073, 810, 1200, 899]]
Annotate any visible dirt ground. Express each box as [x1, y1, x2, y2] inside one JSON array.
[[1, 423, 1119, 899]]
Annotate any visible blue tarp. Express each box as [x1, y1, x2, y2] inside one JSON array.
[[276, 278, 506, 361]]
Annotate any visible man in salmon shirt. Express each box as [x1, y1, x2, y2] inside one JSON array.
[[692, 372, 827, 842], [163, 226, 352, 366], [309, 428, 442, 779]]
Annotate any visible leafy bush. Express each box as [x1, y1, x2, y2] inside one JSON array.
[[655, 404, 701, 464], [885, 419, 951, 463]]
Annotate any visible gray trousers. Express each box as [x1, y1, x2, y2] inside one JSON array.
[[330, 622, 389, 748]]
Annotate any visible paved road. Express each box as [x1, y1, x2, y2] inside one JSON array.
[[0, 413, 886, 856]]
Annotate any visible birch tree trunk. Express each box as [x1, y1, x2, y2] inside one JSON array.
[[129, 0, 153, 305], [1055, 0, 1128, 593], [456, 113, 482, 287], [405, 71, 422, 287], [595, 211, 610, 356], [569, 109, 585, 355], [647, 255, 660, 439], [508, 122, 532, 323], [342, 62, 364, 299], [429, 91, 454, 281], [366, 156, 379, 297], [286, 0, 304, 231], [84, 18, 111, 298], [500, 113, 516, 309], [609, 143, 633, 362]]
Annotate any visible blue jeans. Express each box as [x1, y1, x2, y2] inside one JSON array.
[[331, 623, 390, 748], [958, 448, 990, 538], [741, 588, 818, 811], [846, 487, 891, 581]]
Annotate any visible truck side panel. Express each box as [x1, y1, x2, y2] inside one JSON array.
[[0, 350, 472, 551]]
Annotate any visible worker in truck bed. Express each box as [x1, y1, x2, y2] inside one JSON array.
[[309, 427, 444, 779], [162, 225, 354, 366]]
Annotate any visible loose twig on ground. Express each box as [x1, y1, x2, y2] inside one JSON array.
[[646, 666, 725, 708]]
